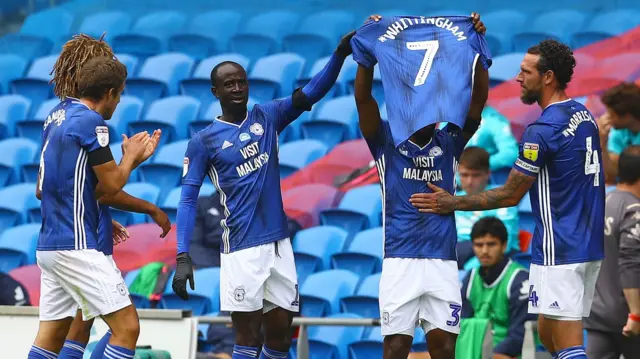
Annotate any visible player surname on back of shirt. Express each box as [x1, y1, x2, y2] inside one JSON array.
[[377, 16, 469, 43]]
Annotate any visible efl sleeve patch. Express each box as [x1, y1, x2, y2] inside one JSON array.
[[523, 142, 539, 162], [183, 157, 189, 177], [95, 126, 109, 147]]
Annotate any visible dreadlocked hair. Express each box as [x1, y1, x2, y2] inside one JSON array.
[[51, 33, 114, 99]]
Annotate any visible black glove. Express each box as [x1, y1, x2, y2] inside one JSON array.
[[172, 252, 194, 300], [336, 30, 356, 57]]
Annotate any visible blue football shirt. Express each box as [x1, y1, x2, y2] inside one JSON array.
[[38, 98, 110, 251], [182, 99, 304, 253], [351, 15, 492, 147], [97, 205, 114, 255], [365, 121, 466, 260], [513, 99, 605, 266]]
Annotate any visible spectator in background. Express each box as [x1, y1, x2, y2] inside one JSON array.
[[0, 272, 30, 306], [189, 192, 225, 268], [465, 106, 519, 171], [584, 145, 640, 358], [459, 217, 533, 359], [455, 147, 520, 269], [597, 82, 640, 183]]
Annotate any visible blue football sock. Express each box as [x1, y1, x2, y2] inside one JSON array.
[[551, 352, 558, 359], [103, 344, 134, 359], [259, 346, 288, 359], [58, 340, 86, 358], [90, 330, 111, 359], [232, 345, 259, 358], [28, 345, 58, 358], [557, 345, 587, 359]]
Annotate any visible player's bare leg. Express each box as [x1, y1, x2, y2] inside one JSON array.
[[100, 304, 140, 350], [383, 334, 412, 359], [66, 310, 94, 345], [32, 317, 74, 354], [426, 329, 457, 359], [232, 310, 263, 348], [262, 307, 294, 352], [547, 317, 584, 356], [538, 315, 556, 356]]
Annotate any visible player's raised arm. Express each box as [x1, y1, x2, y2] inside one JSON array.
[[354, 64, 382, 139], [461, 58, 490, 143], [99, 191, 171, 238]]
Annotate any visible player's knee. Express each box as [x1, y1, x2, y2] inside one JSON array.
[[109, 307, 140, 342], [66, 318, 94, 344], [264, 328, 292, 351], [384, 335, 412, 358], [428, 338, 456, 359]]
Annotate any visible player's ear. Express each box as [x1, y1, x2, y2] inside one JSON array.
[[543, 70, 554, 86], [211, 86, 219, 99]]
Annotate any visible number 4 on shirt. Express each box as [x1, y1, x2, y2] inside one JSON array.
[[407, 40, 440, 86]]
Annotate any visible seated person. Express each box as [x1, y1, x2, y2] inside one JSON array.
[[455, 147, 520, 269], [0, 272, 30, 306], [465, 106, 519, 172], [460, 217, 533, 359], [189, 192, 225, 268]]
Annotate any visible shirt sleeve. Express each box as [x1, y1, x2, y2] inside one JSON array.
[[618, 205, 640, 289], [257, 98, 305, 135], [182, 134, 209, 187], [363, 120, 391, 160], [71, 111, 110, 153], [513, 123, 554, 177], [608, 128, 628, 155], [494, 270, 533, 357], [444, 124, 467, 160], [350, 20, 379, 68], [468, 26, 492, 70]]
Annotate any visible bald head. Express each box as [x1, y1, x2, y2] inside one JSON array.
[[210, 61, 246, 86]]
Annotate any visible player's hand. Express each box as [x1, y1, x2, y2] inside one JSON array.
[[367, 14, 382, 23], [471, 12, 486, 35], [596, 113, 612, 145], [112, 219, 129, 245], [150, 207, 171, 238], [172, 252, 194, 300], [623, 315, 640, 336], [336, 30, 356, 57], [409, 182, 456, 214], [140, 129, 162, 163], [121, 132, 151, 164]]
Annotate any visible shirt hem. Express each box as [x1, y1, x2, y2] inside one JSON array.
[[226, 231, 290, 253], [383, 254, 457, 261], [36, 246, 98, 251], [531, 256, 604, 266]]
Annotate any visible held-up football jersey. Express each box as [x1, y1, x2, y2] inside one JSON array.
[[182, 99, 304, 253], [351, 16, 492, 147], [98, 204, 114, 255], [366, 121, 466, 259], [38, 98, 110, 251], [513, 99, 605, 266]]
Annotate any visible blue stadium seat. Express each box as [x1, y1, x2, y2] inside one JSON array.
[[249, 53, 305, 102], [106, 96, 143, 138], [180, 53, 250, 112], [279, 139, 328, 178], [125, 53, 195, 105], [482, 10, 526, 56], [572, 10, 640, 48], [320, 185, 382, 241], [77, 11, 132, 43], [139, 140, 189, 202], [0, 138, 38, 186], [0, 223, 40, 273], [292, 226, 348, 285], [283, 10, 354, 68], [112, 11, 188, 60], [296, 55, 358, 98], [110, 183, 161, 226], [194, 98, 257, 135], [299, 269, 359, 317], [161, 267, 220, 315], [518, 192, 535, 233], [16, 98, 57, 143], [512, 10, 587, 52], [0, 183, 37, 234], [0, 95, 30, 140], [0, 9, 71, 60], [11, 55, 58, 116], [168, 10, 243, 60], [123, 269, 149, 308], [229, 11, 301, 62], [304, 313, 365, 359], [349, 326, 383, 359], [301, 96, 359, 149], [340, 272, 380, 318], [115, 53, 139, 79], [0, 55, 27, 94], [159, 184, 215, 224], [128, 96, 200, 144], [490, 53, 526, 87], [331, 227, 383, 278]]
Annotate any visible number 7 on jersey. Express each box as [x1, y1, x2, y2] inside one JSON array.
[[407, 40, 440, 87]]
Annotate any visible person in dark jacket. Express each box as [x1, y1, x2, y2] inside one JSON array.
[[0, 272, 30, 306], [189, 192, 225, 268]]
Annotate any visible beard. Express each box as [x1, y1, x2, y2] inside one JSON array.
[[520, 86, 541, 105]]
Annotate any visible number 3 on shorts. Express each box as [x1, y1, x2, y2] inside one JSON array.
[[447, 303, 461, 327]]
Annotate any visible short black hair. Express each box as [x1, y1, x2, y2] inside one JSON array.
[[210, 61, 243, 86], [471, 217, 508, 244], [618, 145, 640, 185], [527, 39, 576, 90]]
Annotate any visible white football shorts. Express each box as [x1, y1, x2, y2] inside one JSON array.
[[220, 238, 299, 313], [379, 258, 461, 337], [528, 260, 602, 320], [37, 250, 131, 321]]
